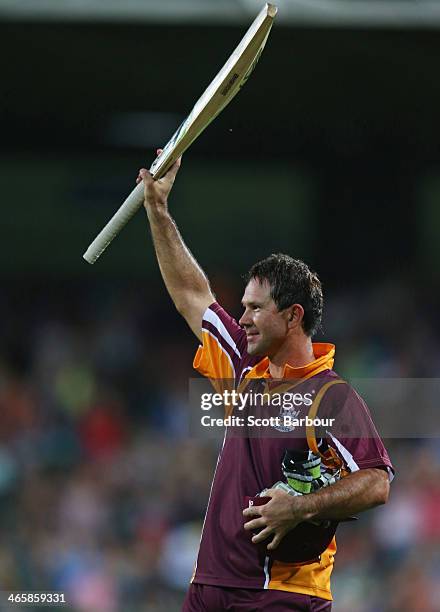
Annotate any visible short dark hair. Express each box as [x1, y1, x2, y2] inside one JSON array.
[[243, 253, 323, 337]]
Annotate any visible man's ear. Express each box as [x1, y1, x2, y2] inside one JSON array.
[[287, 304, 304, 328]]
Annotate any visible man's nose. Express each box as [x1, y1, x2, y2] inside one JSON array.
[[239, 309, 252, 327]]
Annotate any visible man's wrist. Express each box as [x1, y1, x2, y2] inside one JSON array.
[[291, 493, 319, 522], [145, 202, 170, 222]]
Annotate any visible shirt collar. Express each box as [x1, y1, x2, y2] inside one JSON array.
[[244, 343, 335, 380]]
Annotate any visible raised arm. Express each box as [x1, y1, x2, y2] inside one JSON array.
[[137, 156, 215, 341]]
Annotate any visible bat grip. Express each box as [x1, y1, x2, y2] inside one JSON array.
[[83, 181, 145, 264]]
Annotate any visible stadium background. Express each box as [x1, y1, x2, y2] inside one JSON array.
[[1, 1, 440, 610]]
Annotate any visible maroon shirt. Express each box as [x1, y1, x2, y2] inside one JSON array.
[[192, 302, 394, 598]]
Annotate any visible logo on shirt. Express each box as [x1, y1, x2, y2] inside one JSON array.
[[272, 405, 301, 432]]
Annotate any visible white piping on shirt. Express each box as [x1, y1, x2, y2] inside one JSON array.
[[204, 308, 242, 359]]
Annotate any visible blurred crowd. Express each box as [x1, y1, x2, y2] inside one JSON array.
[[0, 278, 439, 611]]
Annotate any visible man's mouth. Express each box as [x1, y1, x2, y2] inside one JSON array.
[[246, 332, 260, 342]]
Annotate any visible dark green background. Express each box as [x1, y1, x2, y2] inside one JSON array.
[[1, 21, 439, 282]]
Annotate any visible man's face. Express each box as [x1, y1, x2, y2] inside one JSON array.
[[239, 278, 290, 358]]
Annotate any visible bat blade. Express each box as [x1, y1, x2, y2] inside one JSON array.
[[83, 3, 277, 265]]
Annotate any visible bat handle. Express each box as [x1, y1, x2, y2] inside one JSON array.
[[83, 181, 145, 264]]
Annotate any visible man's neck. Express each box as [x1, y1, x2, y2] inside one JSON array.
[[268, 337, 315, 379]]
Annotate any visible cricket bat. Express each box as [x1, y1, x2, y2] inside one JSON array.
[[83, 3, 277, 264]]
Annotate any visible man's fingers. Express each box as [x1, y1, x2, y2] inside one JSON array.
[[139, 168, 153, 184], [251, 527, 273, 545], [243, 517, 266, 532], [243, 506, 262, 518], [136, 168, 145, 184], [266, 533, 283, 551]]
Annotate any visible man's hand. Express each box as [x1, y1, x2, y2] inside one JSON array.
[[136, 149, 182, 214], [243, 489, 307, 551], [243, 468, 390, 551]]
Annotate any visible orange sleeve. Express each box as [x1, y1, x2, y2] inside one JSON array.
[[193, 330, 235, 379], [193, 302, 246, 381]]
